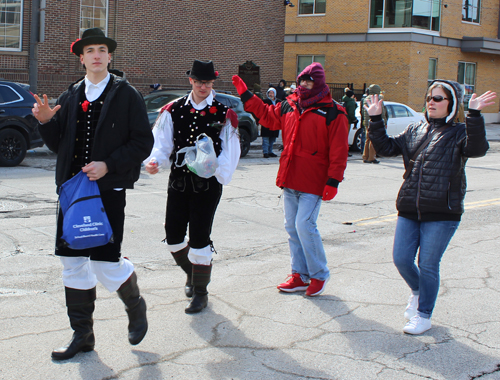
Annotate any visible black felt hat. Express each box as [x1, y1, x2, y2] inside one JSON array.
[[71, 28, 117, 56], [186, 60, 219, 81]]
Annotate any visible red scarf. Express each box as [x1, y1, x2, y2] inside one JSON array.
[[296, 83, 330, 109]]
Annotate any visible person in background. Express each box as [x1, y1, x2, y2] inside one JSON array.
[[275, 79, 287, 101], [144, 60, 240, 314], [361, 84, 388, 163], [32, 28, 153, 360], [342, 88, 358, 157], [261, 88, 280, 158], [365, 79, 496, 335], [232, 62, 349, 297]]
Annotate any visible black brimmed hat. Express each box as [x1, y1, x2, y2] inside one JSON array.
[[71, 28, 117, 56], [186, 60, 219, 81]]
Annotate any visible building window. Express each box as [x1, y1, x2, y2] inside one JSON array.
[[299, 0, 326, 15], [80, 0, 108, 35], [428, 58, 437, 85], [458, 62, 476, 110], [0, 0, 22, 51], [297, 55, 325, 76], [462, 0, 480, 23], [370, 0, 440, 31]]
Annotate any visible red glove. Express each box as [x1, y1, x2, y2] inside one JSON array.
[[322, 185, 338, 201], [232, 75, 248, 96]]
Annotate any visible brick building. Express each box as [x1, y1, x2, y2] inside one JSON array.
[[283, 0, 500, 121], [0, 0, 286, 98]]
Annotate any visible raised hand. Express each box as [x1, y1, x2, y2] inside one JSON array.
[[232, 75, 248, 96], [363, 94, 384, 116], [32, 94, 61, 124], [468, 91, 497, 111]]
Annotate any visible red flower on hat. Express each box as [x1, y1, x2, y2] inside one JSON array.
[[70, 38, 80, 53], [82, 100, 90, 112], [209, 106, 217, 114], [215, 71, 219, 77]]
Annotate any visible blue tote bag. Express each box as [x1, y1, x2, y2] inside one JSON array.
[[59, 171, 114, 250]]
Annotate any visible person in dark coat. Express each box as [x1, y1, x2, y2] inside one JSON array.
[[32, 28, 154, 360], [261, 88, 280, 157], [274, 79, 287, 101], [365, 79, 496, 335]]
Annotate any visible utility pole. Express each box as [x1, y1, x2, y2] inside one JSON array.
[[29, 0, 45, 93]]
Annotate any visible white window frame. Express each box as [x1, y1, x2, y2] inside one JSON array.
[[462, 0, 480, 24], [297, 55, 325, 76], [368, 0, 441, 33], [0, 0, 23, 52], [298, 0, 326, 16], [80, 0, 109, 36], [458, 61, 476, 111]]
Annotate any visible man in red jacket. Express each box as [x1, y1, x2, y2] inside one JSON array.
[[232, 63, 349, 296]]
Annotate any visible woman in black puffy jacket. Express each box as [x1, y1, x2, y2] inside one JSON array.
[[365, 80, 496, 335]]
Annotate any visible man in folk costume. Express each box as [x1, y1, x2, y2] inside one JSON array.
[[32, 28, 153, 360], [145, 60, 240, 314]]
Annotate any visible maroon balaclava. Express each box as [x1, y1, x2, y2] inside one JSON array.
[[295, 62, 330, 109]]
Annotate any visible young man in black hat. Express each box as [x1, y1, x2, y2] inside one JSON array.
[[32, 27, 154, 360], [144, 60, 240, 314]]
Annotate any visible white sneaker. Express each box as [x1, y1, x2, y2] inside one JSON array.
[[403, 315, 431, 335], [404, 293, 419, 320]]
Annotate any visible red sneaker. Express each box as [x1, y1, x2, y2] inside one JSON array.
[[277, 273, 309, 292], [306, 278, 329, 296]]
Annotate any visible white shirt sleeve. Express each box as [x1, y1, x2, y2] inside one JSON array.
[[214, 120, 241, 185], [144, 111, 174, 166]]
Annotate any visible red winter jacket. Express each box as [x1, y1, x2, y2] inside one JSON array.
[[242, 91, 349, 196]]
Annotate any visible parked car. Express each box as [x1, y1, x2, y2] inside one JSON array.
[[348, 101, 425, 151], [0, 81, 44, 166], [143, 90, 258, 157]]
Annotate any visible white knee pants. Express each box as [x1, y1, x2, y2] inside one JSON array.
[[60, 256, 135, 292], [165, 241, 213, 266]]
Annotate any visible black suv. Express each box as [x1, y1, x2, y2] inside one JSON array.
[[0, 81, 43, 166], [144, 90, 258, 157]]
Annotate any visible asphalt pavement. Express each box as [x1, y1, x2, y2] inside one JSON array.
[[0, 125, 499, 379]]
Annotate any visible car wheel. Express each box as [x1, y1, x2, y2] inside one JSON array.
[[352, 129, 363, 152], [239, 128, 250, 158], [0, 128, 27, 167]]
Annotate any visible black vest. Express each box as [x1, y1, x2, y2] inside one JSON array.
[[169, 95, 228, 177], [70, 79, 113, 177]]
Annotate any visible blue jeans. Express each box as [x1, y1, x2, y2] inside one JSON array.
[[262, 137, 276, 154], [393, 217, 459, 318], [283, 188, 329, 282]]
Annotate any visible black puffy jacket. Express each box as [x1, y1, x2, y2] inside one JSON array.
[[369, 114, 489, 221]]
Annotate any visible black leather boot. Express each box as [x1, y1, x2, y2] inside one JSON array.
[[51, 287, 96, 361], [117, 272, 148, 345], [171, 245, 193, 297], [185, 264, 211, 314]]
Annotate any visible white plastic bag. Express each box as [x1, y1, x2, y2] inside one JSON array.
[[175, 133, 219, 178]]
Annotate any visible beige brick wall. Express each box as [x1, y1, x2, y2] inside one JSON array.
[[285, 0, 499, 39], [285, 0, 368, 34], [284, 41, 500, 113], [441, 0, 499, 39]]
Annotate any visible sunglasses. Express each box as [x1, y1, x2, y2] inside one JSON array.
[[426, 95, 448, 103]]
